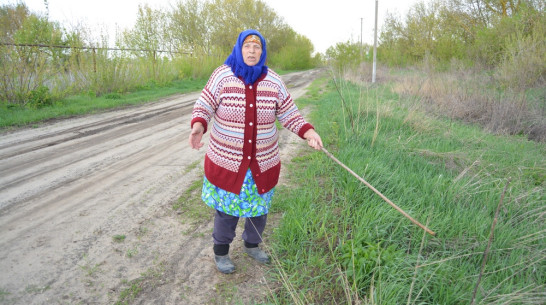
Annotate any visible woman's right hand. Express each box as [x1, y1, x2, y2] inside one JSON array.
[[189, 122, 205, 150]]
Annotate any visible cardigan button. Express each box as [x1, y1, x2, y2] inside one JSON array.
[[261, 189, 265, 192], [250, 104, 253, 107], [247, 156, 251, 160], [249, 85, 253, 89], [248, 139, 252, 143], [249, 122, 253, 126]]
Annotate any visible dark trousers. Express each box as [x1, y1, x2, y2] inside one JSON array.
[[212, 210, 267, 245]]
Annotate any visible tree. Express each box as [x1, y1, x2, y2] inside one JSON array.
[[376, 0, 545, 89], [165, 0, 311, 68], [326, 41, 363, 71], [0, 2, 70, 105], [270, 32, 316, 70], [168, 0, 211, 54], [205, 0, 291, 55], [0, 2, 30, 43], [122, 4, 168, 80], [123, 4, 166, 55]]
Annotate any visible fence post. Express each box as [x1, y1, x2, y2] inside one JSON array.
[[92, 48, 97, 74], [153, 50, 157, 80], [372, 0, 378, 83]]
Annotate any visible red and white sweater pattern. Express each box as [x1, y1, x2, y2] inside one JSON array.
[[191, 65, 313, 194]]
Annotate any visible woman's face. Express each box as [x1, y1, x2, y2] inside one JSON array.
[[242, 42, 262, 66]]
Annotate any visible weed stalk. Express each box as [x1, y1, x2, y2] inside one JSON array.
[[470, 178, 511, 305]]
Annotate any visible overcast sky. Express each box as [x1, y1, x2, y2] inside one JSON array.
[[16, 0, 421, 53]]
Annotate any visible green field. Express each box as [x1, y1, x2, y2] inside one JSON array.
[[267, 76, 545, 304]]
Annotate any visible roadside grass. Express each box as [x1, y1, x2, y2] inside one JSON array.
[[114, 263, 166, 305], [0, 78, 207, 129], [113, 235, 127, 243], [110, 173, 209, 303], [0, 68, 301, 130], [267, 77, 545, 304], [173, 174, 214, 234], [0, 289, 9, 303]]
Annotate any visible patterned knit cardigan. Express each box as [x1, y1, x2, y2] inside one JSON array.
[[191, 65, 314, 195]]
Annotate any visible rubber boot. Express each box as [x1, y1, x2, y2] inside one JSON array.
[[214, 254, 235, 274], [244, 246, 270, 264]]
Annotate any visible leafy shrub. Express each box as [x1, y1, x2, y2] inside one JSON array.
[[495, 24, 546, 90], [28, 85, 53, 108], [326, 41, 367, 72], [104, 93, 123, 100], [269, 34, 318, 70]]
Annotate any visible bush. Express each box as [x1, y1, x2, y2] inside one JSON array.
[[269, 34, 318, 71], [104, 93, 123, 100], [495, 24, 546, 90], [28, 85, 53, 108], [173, 54, 223, 79], [325, 41, 368, 72]]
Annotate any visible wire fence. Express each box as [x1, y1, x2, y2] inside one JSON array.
[[0, 41, 214, 105], [0, 42, 191, 55]]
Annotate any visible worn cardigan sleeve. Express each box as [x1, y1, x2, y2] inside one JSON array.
[[274, 74, 314, 139], [190, 66, 224, 134]]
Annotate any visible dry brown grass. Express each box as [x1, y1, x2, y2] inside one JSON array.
[[387, 65, 546, 142], [336, 59, 544, 142], [343, 62, 390, 85], [342, 59, 545, 142]]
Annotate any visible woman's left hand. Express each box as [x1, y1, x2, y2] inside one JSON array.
[[303, 129, 323, 150]]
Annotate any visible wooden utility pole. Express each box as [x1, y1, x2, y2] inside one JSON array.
[[372, 0, 378, 83], [360, 17, 363, 58]]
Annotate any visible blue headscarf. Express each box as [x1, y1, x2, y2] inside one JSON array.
[[224, 29, 268, 85]]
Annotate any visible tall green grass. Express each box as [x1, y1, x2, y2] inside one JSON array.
[[268, 77, 545, 304]]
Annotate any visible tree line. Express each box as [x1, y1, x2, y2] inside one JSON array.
[[401, 0, 545, 88], [0, 0, 319, 106], [327, 0, 544, 91], [2, 0, 543, 108]]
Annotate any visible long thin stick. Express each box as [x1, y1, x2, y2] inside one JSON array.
[[321, 147, 436, 236], [470, 178, 511, 305]]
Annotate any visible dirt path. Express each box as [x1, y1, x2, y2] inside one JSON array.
[[0, 69, 324, 305]]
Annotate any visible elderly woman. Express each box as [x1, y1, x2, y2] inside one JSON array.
[[189, 29, 322, 274]]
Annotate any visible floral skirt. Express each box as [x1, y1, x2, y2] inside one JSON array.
[[201, 169, 274, 217]]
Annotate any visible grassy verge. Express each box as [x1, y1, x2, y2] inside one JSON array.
[[0, 78, 207, 129], [267, 77, 545, 304], [0, 68, 300, 130]]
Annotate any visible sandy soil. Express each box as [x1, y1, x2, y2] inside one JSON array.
[[0, 69, 324, 305]]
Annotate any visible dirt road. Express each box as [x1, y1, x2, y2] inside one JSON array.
[[0, 69, 323, 305]]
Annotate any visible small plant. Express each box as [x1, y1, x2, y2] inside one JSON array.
[[114, 265, 165, 304], [115, 278, 143, 305], [25, 284, 50, 294], [126, 247, 138, 258], [80, 262, 101, 277], [113, 234, 126, 243], [0, 289, 10, 302], [104, 92, 123, 100], [338, 239, 401, 293], [137, 226, 148, 238]]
